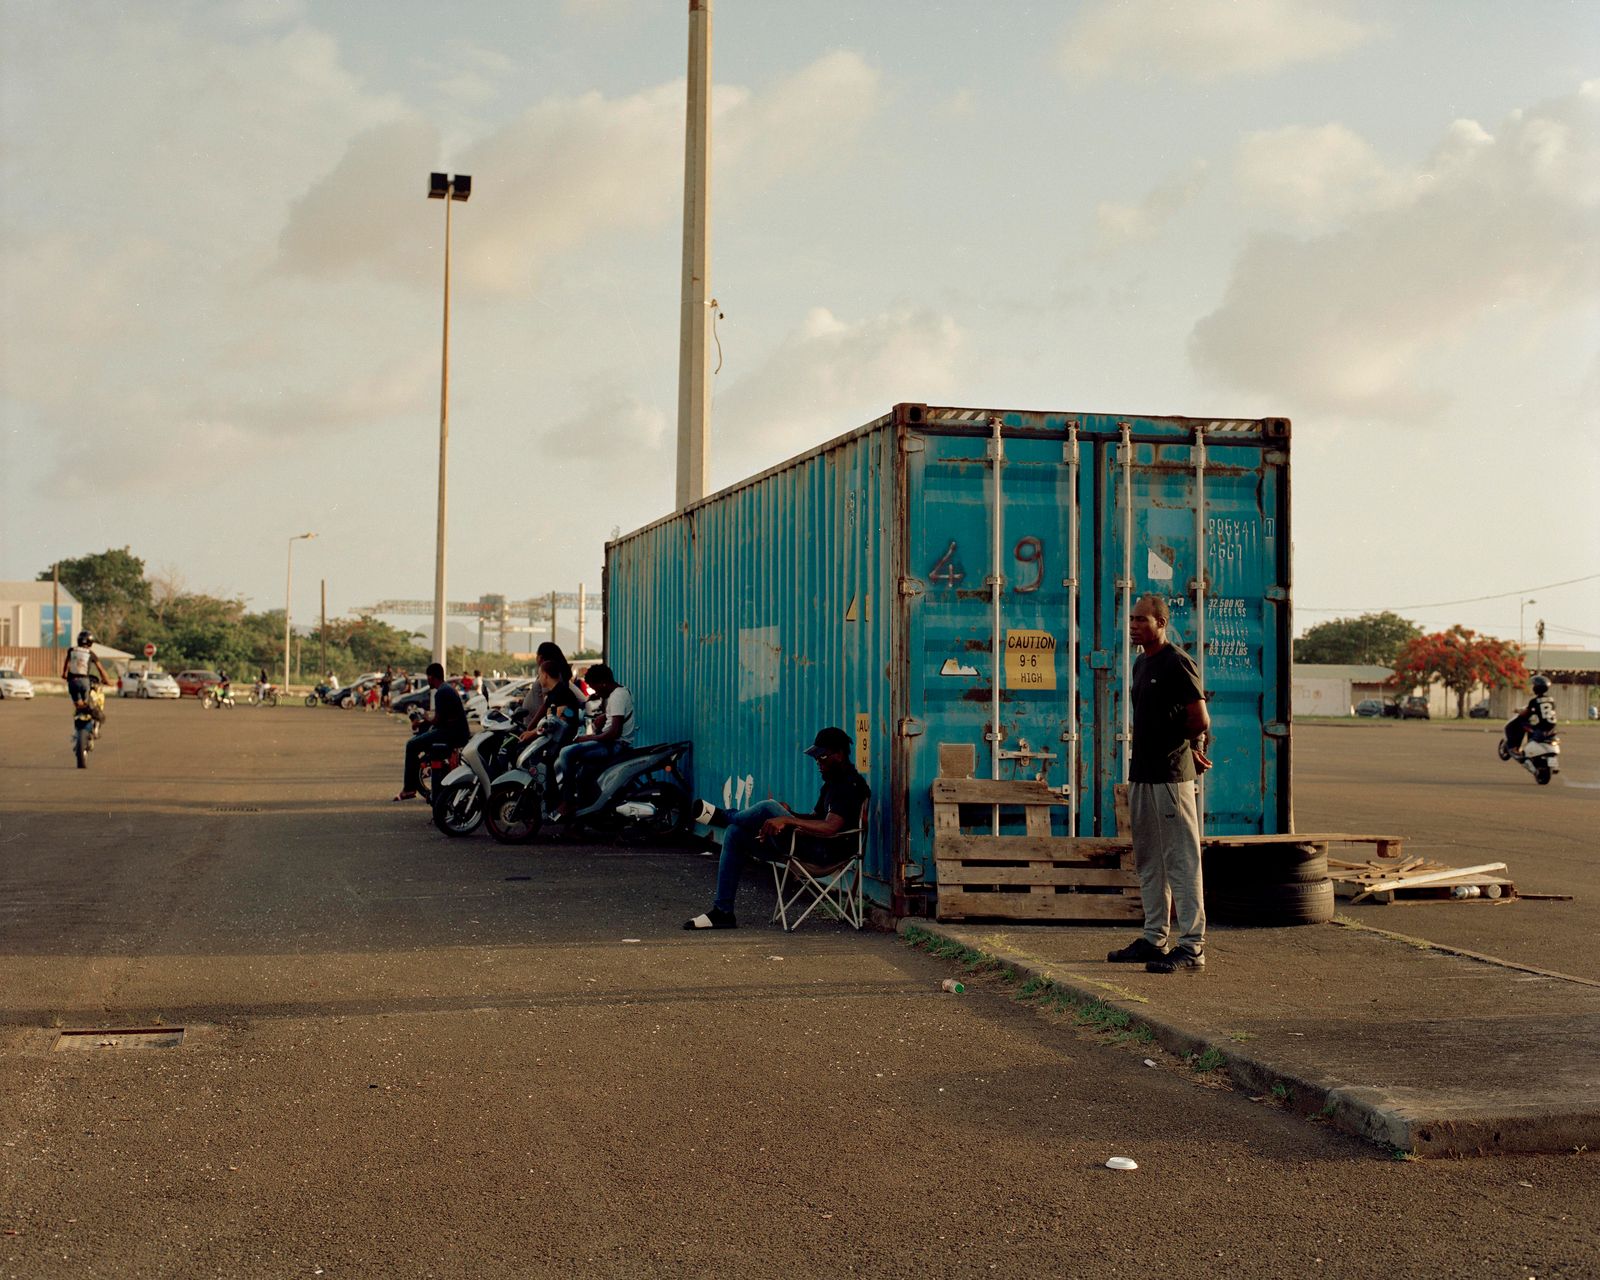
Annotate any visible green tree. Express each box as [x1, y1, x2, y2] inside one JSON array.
[[1294, 611, 1420, 667], [38, 547, 152, 646]]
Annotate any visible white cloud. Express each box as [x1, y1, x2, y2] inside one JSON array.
[[1191, 85, 1600, 416], [277, 51, 882, 295], [712, 307, 966, 478], [1096, 161, 1210, 250], [1059, 0, 1374, 83], [541, 393, 669, 461]]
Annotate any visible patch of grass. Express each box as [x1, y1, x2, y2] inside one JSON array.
[[1192, 1047, 1227, 1074], [1134, 1025, 1155, 1045], [1390, 1146, 1417, 1162], [1315, 1100, 1339, 1121], [1227, 1031, 1254, 1043], [1271, 1082, 1292, 1103]]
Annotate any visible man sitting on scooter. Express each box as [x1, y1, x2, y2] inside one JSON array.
[[552, 664, 633, 822], [394, 662, 471, 801], [1504, 675, 1557, 757], [519, 659, 583, 759]]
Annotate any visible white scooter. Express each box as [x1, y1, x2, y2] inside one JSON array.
[[484, 739, 692, 845], [432, 706, 522, 836], [1498, 730, 1561, 786]]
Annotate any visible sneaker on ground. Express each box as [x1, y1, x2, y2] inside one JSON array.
[[693, 799, 727, 828], [1107, 938, 1167, 964], [683, 908, 737, 931], [1146, 949, 1205, 974]]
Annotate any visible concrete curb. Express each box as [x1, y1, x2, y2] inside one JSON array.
[[896, 919, 1598, 1157]]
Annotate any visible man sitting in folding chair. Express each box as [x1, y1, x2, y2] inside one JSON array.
[[682, 726, 870, 932]]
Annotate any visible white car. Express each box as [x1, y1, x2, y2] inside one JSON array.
[[119, 668, 181, 698], [0, 668, 35, 699]]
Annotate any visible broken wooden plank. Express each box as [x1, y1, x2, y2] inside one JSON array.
[[935, 833, 1130, 862], [931, 778, 1063, 806], [937, 863, 1139, 888], [937, 886, 1141, 923], [1349, 862, 1509, 903]]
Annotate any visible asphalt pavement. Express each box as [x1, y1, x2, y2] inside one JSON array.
[[2, 699, 1596, 1278]]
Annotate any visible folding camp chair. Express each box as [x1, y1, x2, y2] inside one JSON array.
[[769, 801, 867, 931]]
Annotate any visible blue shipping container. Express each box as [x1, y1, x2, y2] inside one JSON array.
[[605, 404, 1292, 916]]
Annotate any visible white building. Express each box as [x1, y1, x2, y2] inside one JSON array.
[[1291, 663, 1395, 717], [0, 580, 82, 653]]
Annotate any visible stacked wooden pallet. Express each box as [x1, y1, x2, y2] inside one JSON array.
[[932, 751, 1139, 923], [1330, 855, 1517, 904]]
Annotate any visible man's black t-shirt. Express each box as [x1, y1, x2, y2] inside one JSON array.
[[432, 682, 471, 748], [1129, 643, 1205, 783], [794, 765, 871, 861]]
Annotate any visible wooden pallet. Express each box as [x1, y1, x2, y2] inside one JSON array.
[[932, 747, 1139, 923], [1330, 855, 1516, 904]]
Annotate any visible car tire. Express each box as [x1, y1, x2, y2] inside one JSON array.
[[1207, 878, 1334, 927], [1204, 842, 1328, 886]]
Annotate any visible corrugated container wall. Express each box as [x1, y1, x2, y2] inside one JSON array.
[[605, 404, 1292, 916]]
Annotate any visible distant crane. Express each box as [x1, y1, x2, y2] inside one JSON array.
[[355, 585, 600, 655]]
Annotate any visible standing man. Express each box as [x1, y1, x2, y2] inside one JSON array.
[[393, 662, 470, 801], [683, 726, 870, 931], [1107, 594, 1212, 974]]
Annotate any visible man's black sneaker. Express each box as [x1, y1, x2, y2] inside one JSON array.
[[1107, 938, 1168, 964], [1146, 948, 1205, 974], [683, 908, 737, 931]]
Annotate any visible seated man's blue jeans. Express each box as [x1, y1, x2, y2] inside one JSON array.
[[713, 800, 790, 913], [556, 739, 624, 806]]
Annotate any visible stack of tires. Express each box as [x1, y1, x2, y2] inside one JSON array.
[[1203, 842, 1335, 927]]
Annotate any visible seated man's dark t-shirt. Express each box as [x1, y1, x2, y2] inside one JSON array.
[[432, 682, 471, 748], [794, 765, 871, 862]]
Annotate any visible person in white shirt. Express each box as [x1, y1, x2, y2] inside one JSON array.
[[552, 663, 634, 821], [61, 630, 114, 712]]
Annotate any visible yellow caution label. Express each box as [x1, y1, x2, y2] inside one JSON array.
[[1004, 630, 1057, 690], [855, 712, 871, 773]]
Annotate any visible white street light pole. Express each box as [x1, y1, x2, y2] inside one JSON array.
[[285, 533, 316, 690], [1520, 597, 1536, 647], [428, 172, 472, 672], [675, 0, 712, 510]]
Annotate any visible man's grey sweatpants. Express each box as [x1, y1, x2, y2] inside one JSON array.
[[1129, 781, 1205, 953]]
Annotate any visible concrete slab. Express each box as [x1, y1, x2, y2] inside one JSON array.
[[901, 917, 1600, 1157]]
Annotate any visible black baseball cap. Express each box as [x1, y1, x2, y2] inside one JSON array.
[[804, 726, 852, 759]]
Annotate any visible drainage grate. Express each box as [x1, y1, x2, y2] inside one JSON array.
[[210, 805, 263, 814], [54, 1027, 185, 1051]]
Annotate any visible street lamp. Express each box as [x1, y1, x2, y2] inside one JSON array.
[[1520, 598, 1536, 647], [285, 533, 316, 690], [427, 171, 472, 671]]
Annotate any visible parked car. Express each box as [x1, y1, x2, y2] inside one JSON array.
[[175, 669, 222, 698], [0, 667, 35, 699], [120, 666, 178, 698], [1354, 698, 1399, 718], [1468, 701, 1492, 719], [1400, 695, 1431, 719], [141, 671, 181, 699]]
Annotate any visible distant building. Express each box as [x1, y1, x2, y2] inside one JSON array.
[[0, 580, 83, 674], [1291, 663, 1394, 717]]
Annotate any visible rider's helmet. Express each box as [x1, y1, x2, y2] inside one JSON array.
[[1531, 675, 1550, 695], [77, 630, 94, 647]]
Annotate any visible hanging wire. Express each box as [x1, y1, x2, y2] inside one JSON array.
[[709, 298, 724, 375]]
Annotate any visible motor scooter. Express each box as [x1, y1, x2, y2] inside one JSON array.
[[484, 739, 691, 845], [431, 708, 523, 836], [1497, 729, 1561, 785]]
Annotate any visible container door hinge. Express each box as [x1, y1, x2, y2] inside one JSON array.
[[898, 717, 925, 739], [900, 435, 927, 455], [898, 577, 925, 597], [1264, 721, 1290, 739], [1089, 650, 1113, 670], [1265, 586, 1288, 602]]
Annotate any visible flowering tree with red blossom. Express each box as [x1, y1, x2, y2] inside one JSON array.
[[1390, 626, 1530, 718]]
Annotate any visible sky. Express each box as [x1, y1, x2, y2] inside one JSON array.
[[2, 0, 1597, 652]]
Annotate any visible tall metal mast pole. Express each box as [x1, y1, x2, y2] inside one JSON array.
[[675, 0, 713, 510]]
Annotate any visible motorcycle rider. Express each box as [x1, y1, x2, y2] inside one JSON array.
[[1504, 675, 1557, 757], [552, 664, 634, 822], [394, 662, 470, 801], [61, 630, 114, 731]]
